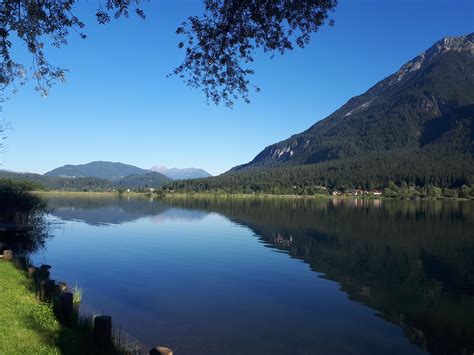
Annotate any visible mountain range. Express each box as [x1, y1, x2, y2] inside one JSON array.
[[165, 33, 473, 193], [150, 165, 211, 179], [45, 161, 150, 181], [231, 33, 474, 172], [44, 161, 212, 181], [2, 34, 472, 193], [0, 162, 211, 190]]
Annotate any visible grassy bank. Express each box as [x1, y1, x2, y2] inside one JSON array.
[[0, 260, 61, 353], [34, 191, 119, 197], [0, 260, 121, 354], [34, 190, 151, 198], [33, 190, 473, 201]]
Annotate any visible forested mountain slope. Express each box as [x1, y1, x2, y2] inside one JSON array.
[[45, 161, 151, 181], [231, 33, 474, 172]]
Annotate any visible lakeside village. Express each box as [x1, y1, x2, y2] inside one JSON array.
[[114, 187, 384, 196], [331, 188, 383, 196]]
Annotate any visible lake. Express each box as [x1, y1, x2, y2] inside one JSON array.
[[29, 196, 474, 354]]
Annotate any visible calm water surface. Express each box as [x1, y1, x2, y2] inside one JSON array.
[[29, 196, 474, 354]]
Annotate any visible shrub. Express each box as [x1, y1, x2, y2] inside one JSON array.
[[0, 179, 47, 224]]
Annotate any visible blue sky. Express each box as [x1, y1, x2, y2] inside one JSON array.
[[1, 0, 472, 175]]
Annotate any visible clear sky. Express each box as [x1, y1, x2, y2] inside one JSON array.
[[1, 0, 472, 175]]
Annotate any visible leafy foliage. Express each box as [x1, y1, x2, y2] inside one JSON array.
[[0, 178, 46, 223], [0, 179, 51, 254], [0, 0, 84, 96], [1, 0, 337, 105], [95, 0, 146, 25], [172, 0, 336, 106], [0, 120, 7, 154]]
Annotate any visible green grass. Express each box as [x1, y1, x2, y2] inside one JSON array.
[[0, 260, 61, 354], [0, 261, 127, 354]]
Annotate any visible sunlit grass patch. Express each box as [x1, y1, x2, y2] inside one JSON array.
[[0, 261, 61, 354], [0, 261, 137, 354]]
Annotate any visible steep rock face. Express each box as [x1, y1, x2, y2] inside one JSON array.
[[231, 33, 474, 172]]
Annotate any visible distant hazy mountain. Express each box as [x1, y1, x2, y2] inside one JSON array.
[[45, 161, 151, 181], [150, 165, 212, 180], [0, 168, 171, 190], [116, 172, 172, 189], [45, 161, 211, 181], [0, 170, 114, 190], [1, 160, 206, 190], [230, 33, 474, 173]]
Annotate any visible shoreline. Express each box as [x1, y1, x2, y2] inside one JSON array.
[[33, 190, 472, 201], [0, 250, 146, 354]]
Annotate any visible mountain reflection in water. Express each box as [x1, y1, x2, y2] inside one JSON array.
[[42, 195, 473, 354]]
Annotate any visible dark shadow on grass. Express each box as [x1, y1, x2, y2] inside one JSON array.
[[21, 310, 121, 355], [15, 276, 123, 354]]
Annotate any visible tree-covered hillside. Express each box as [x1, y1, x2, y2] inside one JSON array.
[[44, 161, 151, 181], [0, 171, 114, 191], [231, 33, 474, 172], [0, 170, 170, 191], [161, 34, 473, 195], [165, 151, 474, 195], [115, 172, 172, 189]]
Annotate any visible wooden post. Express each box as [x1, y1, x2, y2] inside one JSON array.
[[94, 315, 112, 348], [40, 279, 56, 303], [3, 250, 13, 261], [37, 265, 51, 281], [150, 347, 173, 355], [57, 282, 68, 293], [28, 266, 38, 279], [55, 292, 74, 326], [14, 256, 27, 270]]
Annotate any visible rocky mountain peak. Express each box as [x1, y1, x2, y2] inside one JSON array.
[[429, 32, 474, 55], [394, 33, 474, 82], [230, 32, 474, 173]]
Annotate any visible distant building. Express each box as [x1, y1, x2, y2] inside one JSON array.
[[332, 190, 342, 196], [346, 189, 364, 196]]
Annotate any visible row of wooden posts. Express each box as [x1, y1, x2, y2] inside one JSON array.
[[2, 249, 173, 355]]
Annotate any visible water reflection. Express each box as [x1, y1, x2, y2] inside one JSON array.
[[47, 195, 206, 226], [41, 196, 474, 354], [0, 197, 52, 257], [162, 197, 474, 355]]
